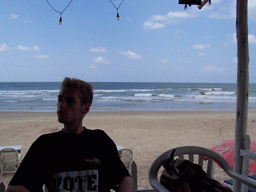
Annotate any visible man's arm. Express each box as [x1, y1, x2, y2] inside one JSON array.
[[6, 185, 30, 192], [118, 176, 134, 192]]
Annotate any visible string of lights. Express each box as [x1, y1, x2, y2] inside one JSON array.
[[109, 0, 125, 20], [46, 0, 211, 25], [46, 0, 74, 25], [46, 0, 125, 24]]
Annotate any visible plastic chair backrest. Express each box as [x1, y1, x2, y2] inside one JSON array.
[[119, 148, 133, 170], [0, 148, 19, 176], [149, 146, 256, 192]]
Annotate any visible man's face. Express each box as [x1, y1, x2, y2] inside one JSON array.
[[57, 87, 85, 125]]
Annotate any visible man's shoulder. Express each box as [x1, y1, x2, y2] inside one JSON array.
[[84, 128, 112, 142], [37, 130, 63, 141], [88, 128, 105, 134], [87, 129, 108, 137], [36, 128, 110, 142]]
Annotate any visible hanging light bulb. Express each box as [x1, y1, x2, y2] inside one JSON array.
[[59, 15, 62, 25], [209, 0, 211, 5], [184, 4, 187, 10], [109, 0, 125, 21]]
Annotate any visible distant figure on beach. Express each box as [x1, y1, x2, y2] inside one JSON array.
[[7, 77, 134, 192]]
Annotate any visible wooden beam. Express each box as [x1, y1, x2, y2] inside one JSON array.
[[233, 0, 249, 191]]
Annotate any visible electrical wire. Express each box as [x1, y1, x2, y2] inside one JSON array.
[[46, 0, 74, 15], [109, 0, 125, 10], [46, 0, 74, 24], [109, 0, 125, 20]]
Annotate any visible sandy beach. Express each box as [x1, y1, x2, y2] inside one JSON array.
[[1, 111, 256, 189]]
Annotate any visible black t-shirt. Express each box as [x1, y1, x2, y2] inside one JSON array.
[[9, 128, 130, 192]]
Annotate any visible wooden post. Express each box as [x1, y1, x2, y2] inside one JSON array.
[[233, 0, 249, 191], [241, 135, 250, 191]]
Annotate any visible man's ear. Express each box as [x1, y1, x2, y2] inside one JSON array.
[[82, 103, 91, 115]]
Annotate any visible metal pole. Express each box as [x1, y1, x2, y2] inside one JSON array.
[[233, 0, 249, 191]]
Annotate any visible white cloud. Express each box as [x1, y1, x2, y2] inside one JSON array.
[[206, 1, 236, 19], [89, 65, 98, 69], [0, 43, 10, 52], [151, 15, 166, 21], [232, 33, 236, 43], [249, 0, 256, 9], [143, 21, 165, 30], [33, 45, 40, 51], [175, 30, 182, 34], [17, 45, 40, 51], [0, 43, 40, 52], [17, 45, 30, 51], [119, 50, 142, 59], [232, 57, 237, 63], [90, 47, 108, 52], [34, 54, 49, 59], [198, 52, 205, 56], [167, 11, 197, 19], [21, 20, 31, 23], [193, 43, 211, 49], [202, 65, 227, 73], [249, 0, 256, 21], [144, 11, 197, 30], [94, 56, 110, 64], [233, 32, 256, 44], [249, 34, 256, 44], [10, 14, 31, 23], [161, 59, 170, 64], [153, 11, 197, 21], [10, 14, 18, 19]]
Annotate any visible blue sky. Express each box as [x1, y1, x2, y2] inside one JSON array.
[[1, 0, 256, 83]]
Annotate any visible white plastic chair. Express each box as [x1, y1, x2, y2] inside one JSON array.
[[149, 146, 256, 192], [119, 148, 133, 172], [0, 148, 20, 176]]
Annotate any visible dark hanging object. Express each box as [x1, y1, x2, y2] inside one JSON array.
[[46, 0, 74, 25], [109, 0, 125, 20], [59, 15, 62, 25], [179, 0, 201, 6]]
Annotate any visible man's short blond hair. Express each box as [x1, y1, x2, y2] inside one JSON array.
[[61, 77, 93, 106]]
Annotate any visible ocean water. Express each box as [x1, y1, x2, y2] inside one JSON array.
[[0, 82, 256, 112]]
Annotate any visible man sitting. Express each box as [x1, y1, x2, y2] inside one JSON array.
[[7, 77, 134, 192]]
